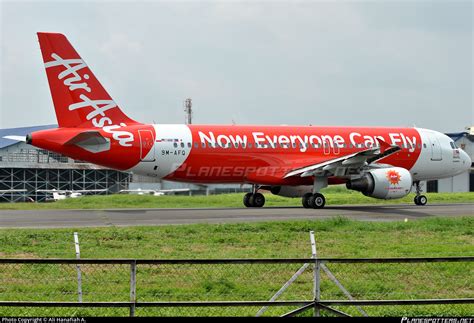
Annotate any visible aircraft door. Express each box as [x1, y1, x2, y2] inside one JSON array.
[[429, 136, 442, 161], [138, 130, 155, 162]]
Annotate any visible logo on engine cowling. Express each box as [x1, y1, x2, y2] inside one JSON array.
[[386, 170, 401, 185]]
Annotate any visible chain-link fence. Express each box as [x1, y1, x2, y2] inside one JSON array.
[[0, 258, 472, 317]]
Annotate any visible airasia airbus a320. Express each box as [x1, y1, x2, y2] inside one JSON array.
[[11, 33, 471, 208]]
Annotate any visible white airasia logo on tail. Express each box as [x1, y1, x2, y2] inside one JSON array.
[[44, 53, 134, 147]]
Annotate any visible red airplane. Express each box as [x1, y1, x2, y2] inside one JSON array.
[[18, 33, 472, 208]]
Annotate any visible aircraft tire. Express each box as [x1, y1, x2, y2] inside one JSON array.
[[243, 193, 253, 207], [251, 192, 265, 207], [310, 193, 326, 209], [309, 193, 326, 209], [302, 193, 313, 208], [417, 195, 427, 206]]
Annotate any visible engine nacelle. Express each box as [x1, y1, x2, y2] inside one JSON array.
[[270, 185, 312, 198], [346, 167, 412, 199]]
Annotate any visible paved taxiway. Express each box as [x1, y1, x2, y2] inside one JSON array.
[[0, 203, 472, 228]]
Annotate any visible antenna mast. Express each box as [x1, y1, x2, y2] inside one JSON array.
[[184, 98, 192, 125]]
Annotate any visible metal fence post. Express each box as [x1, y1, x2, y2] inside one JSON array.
[[130, 260, 137, 317], [73, 232, 83, 303], [315, 259, 321, 317], [310, 231, 320, 317]]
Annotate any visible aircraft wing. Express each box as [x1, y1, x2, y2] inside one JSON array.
[[158, 188, 190, 193], [119, 189, 155, 194], [120, 188, 190, 194], [283, 139, 401, 178], [37, 189, 106, 193], [0, 189, 27, 193], [69, 189, 107, 193]]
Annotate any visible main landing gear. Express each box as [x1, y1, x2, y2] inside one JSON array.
[[413, 181, 427, 206], [302, 176, 328, 209], [243, 185, 265, 207], [302, 193, 326, 209]]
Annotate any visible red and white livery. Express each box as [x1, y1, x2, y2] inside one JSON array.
[[24, 33, 471, 208]]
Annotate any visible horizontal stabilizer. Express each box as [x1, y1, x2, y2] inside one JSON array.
[[3, 135, 26, 142], [64, 131, 111, 153]]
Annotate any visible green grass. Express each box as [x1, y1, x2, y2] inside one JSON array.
[[0, 188, 473, 210], [0, 216, 472, 259], [0, 217, 472, 316]]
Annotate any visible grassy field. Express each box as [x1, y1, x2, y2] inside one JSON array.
[[0, 187, 472, 210], [0, 217, 472, 316], [0, 216, 472, 259]]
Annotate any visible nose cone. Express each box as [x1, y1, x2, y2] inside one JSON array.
[[461, 150, 472, 172]]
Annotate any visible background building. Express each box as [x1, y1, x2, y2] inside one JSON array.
[[425, 127, 474, 193]]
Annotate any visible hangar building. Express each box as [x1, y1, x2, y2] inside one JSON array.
[[425, 127, 474, 193]]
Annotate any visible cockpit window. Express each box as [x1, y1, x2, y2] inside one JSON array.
[[450, 142, 458, 149]]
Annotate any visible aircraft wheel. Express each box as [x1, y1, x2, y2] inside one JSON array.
[[302, 193, 313, 209], [250, 192, 265, 207], [243, 193, 253, 207], [309, 193, 326, 209], [414, 196, 419, 205], [416, 195, 427, 206]]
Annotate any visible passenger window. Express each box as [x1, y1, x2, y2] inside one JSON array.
[[173, 143, 178, 148], [194, 143, 198, 148], [202, 143, 206, 148]]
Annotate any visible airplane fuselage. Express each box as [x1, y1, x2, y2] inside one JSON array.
[[31, 124, 471, 186]]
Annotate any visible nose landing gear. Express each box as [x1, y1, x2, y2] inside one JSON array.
[[413, 181, 427, 206]]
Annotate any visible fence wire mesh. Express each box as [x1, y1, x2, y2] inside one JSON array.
[[0, 258, 472, 317]]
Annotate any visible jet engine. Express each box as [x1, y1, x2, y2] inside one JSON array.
[[346, 167, 412, 199], [270, 185, 312, 198]]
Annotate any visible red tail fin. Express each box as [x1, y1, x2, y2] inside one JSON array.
[[37, 32, 137, 128]]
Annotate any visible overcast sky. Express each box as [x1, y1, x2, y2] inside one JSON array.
[[0, 0, 472, 132]]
